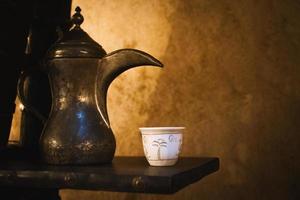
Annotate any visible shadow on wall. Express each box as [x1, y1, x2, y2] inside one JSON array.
[[61, 0, 300, 199]]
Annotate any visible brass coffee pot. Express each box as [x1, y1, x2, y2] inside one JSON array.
[[19, 7, 163, 164]]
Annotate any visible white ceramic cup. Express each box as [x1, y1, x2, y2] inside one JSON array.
[[139, 127, 185, 166]]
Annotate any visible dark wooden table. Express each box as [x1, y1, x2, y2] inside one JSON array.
[[0, 146, 219, 200]]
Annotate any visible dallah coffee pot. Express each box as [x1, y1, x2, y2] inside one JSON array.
[[19, 7, 163, 165]]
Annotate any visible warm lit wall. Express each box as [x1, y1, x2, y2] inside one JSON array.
[[11, 0, 300, 199]]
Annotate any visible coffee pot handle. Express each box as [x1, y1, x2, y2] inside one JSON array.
[[17, 70, 47, 124]]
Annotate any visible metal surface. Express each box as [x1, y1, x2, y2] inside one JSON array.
[[37, 7, 163, 164], [46, 7, 106, 59]]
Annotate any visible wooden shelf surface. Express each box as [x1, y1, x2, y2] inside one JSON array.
[[0, 146, 219, 194]]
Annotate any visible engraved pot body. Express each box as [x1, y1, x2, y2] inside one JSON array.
[[40, 58, 115, 164]]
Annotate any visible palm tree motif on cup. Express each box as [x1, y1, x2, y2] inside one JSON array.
[[152, 139, 167, 160]]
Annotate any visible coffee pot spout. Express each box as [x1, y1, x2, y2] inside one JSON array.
[[95, 48, 163, 127]]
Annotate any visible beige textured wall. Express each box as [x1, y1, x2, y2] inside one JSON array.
[[10, 0, 300, 199]]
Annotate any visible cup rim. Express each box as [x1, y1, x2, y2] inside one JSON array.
[[139, 127, 185, 134], [139, 126, 185, 130]]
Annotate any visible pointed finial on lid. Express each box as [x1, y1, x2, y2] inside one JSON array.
[[72, 6, 84, 28], [46, 5, 107, 59]]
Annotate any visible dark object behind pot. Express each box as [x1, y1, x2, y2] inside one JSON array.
[[0, 1, 34, 148], [18, 0, 72, 153]]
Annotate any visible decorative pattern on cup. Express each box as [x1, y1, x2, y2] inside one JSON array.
[[143, 134, 182, 161], [152, 138, 167, 160], [140, 128, 184, 166]]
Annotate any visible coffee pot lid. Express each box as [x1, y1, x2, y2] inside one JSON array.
[[46, 7, 107, 59]]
